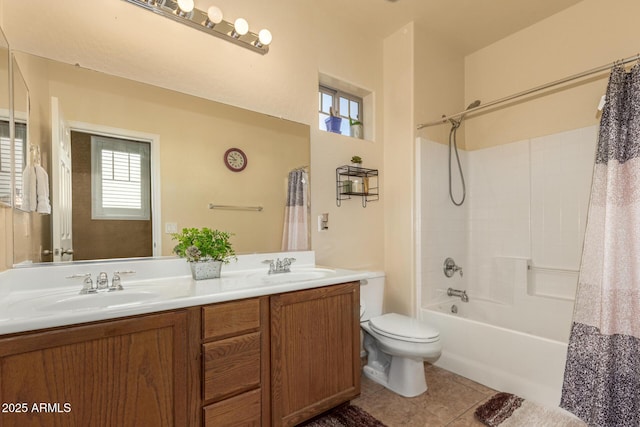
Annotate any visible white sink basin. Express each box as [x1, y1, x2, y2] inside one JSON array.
[[7, 281, 194, 314], [257, 267, 335, 284], [36, 291, 162, 312]]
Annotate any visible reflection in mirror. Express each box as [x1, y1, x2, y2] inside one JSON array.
[[0, 29, 9, 271], [11, 59, 29, 212], [12, 56, 49, 266], [12, 52, 310, 266], [0, 41, 9, 205]]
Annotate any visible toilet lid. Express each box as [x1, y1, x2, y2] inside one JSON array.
[[369, 313, 439, 343]]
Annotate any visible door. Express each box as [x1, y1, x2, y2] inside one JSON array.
[[51, 96, 73, 262]]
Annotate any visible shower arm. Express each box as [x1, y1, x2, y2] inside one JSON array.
[[416, 53, 640, 130]]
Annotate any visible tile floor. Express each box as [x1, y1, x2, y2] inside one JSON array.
[[352, 363, 496, 426]]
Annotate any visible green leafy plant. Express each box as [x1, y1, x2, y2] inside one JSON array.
[[171, 227, 236, 263], [349, 118, 362, 126], [350, 155, 362, 164]]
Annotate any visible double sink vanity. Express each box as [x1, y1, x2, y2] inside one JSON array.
[[0, 251, 368, 426]]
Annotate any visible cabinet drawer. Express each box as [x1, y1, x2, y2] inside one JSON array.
[[203, 388, 261, 427], [203, 298, 261, 340], [203, 332, 261, 402]]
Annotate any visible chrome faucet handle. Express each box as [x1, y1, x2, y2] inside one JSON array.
[[443, 257, 463, 278], [282, 257, 296, 272], [110, 270, 135, 291], [262, 259, 275, 274], [96, 272, 109, 290], [67, 273, 96, 294]]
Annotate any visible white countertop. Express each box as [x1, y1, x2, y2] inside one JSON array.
[[0, 251, 373, 335]]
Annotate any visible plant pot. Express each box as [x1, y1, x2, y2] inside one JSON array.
[[350, 124, 363, 139], [190, 260, 222, 280], [324, 116, 342, 134]]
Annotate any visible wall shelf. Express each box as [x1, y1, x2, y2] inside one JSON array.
[[336, 165, 379, 207]]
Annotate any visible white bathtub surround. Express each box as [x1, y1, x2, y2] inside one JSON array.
[[416, 126, 598, 408], [0, 251, 371, 335], [421, 305, 568, 407]]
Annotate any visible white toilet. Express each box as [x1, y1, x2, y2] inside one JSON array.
[[360, 272, 441, 397]]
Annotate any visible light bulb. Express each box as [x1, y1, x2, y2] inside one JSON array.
[[258, 29, 272, 46], [177, 0, 194, 13], [207, 6, 223, 24], [234, 18, 249, 36]]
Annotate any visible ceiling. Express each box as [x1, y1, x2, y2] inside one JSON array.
[[327, 0, 584, 54], [2, 0, 584, 57]]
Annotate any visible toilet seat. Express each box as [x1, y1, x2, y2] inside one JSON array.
[[369, 313, 439, 343]]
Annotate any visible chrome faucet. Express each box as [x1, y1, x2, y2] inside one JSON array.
[[67, 273, 97, 294], [96, 272, 109, 291], [447, 287, 469, 303], [443, 257, 463, 277], [110, 270, 135, 291], [67, 271, 135, 294], [263, 257, 296, 274]]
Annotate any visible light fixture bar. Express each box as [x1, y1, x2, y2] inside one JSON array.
[[123, 0, 270, 54]]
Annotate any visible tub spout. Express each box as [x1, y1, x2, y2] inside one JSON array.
[[447, 287, 469, 303]]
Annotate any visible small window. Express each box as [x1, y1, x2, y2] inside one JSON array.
[[91, 135, 150, 220], [318, 85, 363, 137]]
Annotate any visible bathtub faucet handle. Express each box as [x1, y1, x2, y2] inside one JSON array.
[[443, 257, 463, 278]]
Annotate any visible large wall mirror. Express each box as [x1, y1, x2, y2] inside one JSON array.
[[11, 52, 310, 266], [0, 33, 9, 206]]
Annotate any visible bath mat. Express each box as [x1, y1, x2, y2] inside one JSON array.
[[301, 404, 387, 427], [475, 392, 586, 426]]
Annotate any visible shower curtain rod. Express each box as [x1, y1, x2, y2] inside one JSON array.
[[417, 53, 640, 130]]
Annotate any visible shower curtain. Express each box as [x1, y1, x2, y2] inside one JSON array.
[[560, 63, 640, 426], [281, 169, 309, 251]]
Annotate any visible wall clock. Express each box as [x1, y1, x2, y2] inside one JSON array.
[[223, 148, 247, 172]]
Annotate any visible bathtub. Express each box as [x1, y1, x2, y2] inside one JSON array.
[[420, 300, 570, 408]]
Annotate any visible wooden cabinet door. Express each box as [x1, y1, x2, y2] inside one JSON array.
[[270, 282, 360, 426], [0, 311, 189, 427]]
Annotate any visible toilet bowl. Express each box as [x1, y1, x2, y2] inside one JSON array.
[[360, 273, 442, 397]]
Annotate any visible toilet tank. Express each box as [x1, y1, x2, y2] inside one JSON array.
[[360, 271, 385, 321]]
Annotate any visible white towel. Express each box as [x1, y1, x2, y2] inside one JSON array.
[[35, 165, 51, 214], [21, 165, 51, 214], [21, 165, 36, 212]]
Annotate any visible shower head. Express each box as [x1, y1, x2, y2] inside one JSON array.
[[450, 99, 482, 128], [467, 100, 481, 110]]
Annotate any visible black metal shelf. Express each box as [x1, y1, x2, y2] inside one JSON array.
[[336, 165, 379, 207]]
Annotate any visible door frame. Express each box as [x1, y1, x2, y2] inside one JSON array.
[[67, 121, 162, 256]]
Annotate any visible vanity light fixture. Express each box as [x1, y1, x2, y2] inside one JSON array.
[[123, 0, 271, 54], [176, 0, 194, 17], [255, 29, 272, 48], [231, 18, 249, 38], [205, 6, 223, 28]]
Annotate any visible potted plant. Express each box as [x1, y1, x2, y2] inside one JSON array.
[[349, 118, 363, 139], [350, 155, 363, 168], [324, 107, 342, 134], [171, 227, 236, 280]]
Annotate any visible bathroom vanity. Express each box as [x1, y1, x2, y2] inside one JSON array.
[[0, 253, 365, 427]]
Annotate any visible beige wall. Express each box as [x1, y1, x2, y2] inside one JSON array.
[[382, 23, 415, 315], [465, 0, 640, 151]]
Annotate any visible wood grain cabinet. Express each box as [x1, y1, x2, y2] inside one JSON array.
[[0, 311, 189, 427], [201, 297, 270, 427], [0, 282, 360, 427], [270, 282, 361, 426]]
